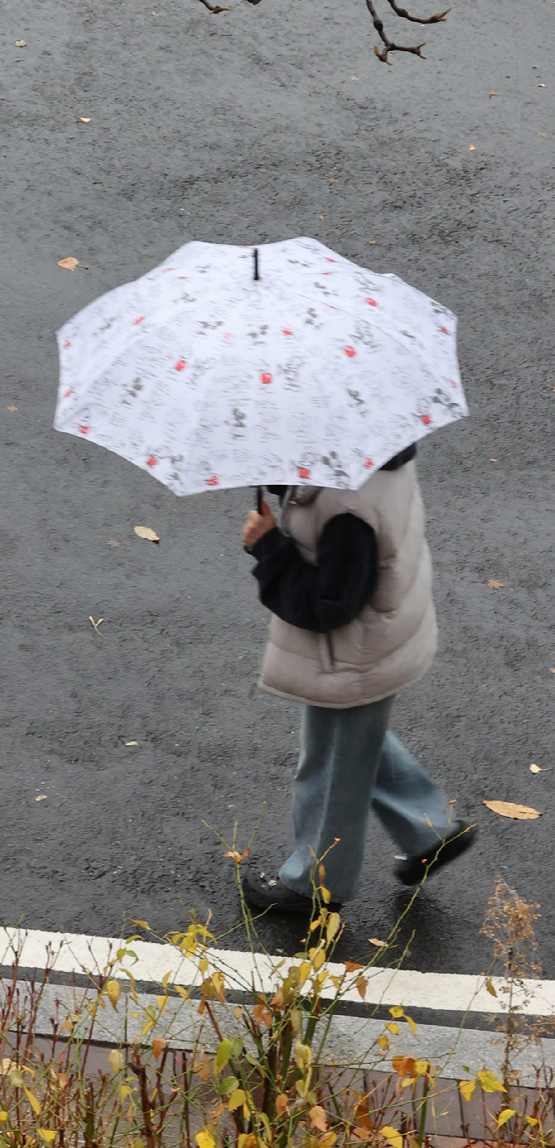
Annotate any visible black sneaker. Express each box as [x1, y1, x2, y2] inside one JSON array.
[[242, 870, 341, 916], [394, 819, 477, 886]]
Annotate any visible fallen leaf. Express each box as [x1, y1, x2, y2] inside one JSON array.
[[80, 117, 91, 122], [537, 131, 547, 137], [108, 1049, 123, 1074], [125, 740, 139, 746], [538, 83, 546, 88], [57, 257, 79, 271], [490, 458, 497, 461], [368, 240, 377, 244], [488, 91, 498, 98], [483, 800, 541, 820], [550, 668, 555, 673], [469, 145, 476, 151], [106, 539, 119, 546], [369, 937, 387, 947], [529, 764, 541, 774], [15, 40, 27, 47], [89, 616, 104, 634], [134, 525, 160, 543], [351, 75, 359, 81], [36, 795, 47, 803], [6, 405, 17, 412], [320, 215, 325, 220], [0, 1059, 17, 1076], [152, 1037, 166, 1060], [486, 579, 504, 589]]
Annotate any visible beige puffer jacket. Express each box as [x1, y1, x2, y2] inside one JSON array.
[[257, 461, 437, 708]]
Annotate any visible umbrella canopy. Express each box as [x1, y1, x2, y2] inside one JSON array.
[[55, 236, 468, 494]]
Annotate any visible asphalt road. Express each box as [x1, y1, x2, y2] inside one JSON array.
[[1, 0, 554, 977]]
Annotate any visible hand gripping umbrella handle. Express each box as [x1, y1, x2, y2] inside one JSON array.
[[243, 486, 264, 554]]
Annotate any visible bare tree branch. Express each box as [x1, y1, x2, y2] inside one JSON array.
[[197, 0, 229, 12], [197, 0, 451, 63], [366, 0, 447, 63], [385, 0, 450, 26]]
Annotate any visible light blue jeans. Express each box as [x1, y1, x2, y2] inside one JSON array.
[[279, 696, 454, 903]]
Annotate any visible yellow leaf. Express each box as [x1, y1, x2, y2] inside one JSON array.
[[486, 579, 503, 589], [459, 1079, 476, 1102], [36, 795, 47, 803], [0, 1058, 17, 1076], [134, 525, 160, 543], [319, 1134, 337, 1148], [378, 1034, 389, 1051], [404, 1013, 417, 1035], [131, 919, 151, 929], [309, 1105, 327, 1132], [174, 985, 189, 999], [196, 1131, 215, 1148], [476, 1069, 506, 1093], [15, 40, 27, 47], [152, 1038, 166, 1060], [389, 1006, 404, 1018], [392, 1056, 416, 1078], [381, 1125, 403, 1148], [275, 1093, 288, 1115], [385, 1023, 399, 1034], [326, 912, 341, 943], [527, 1116, 539, 1127], [108, 1049, 124, 1074], [0, 1112, 8, 1122], [57, 257, 79, 271], [497, 1108, 516, 1128], [38, 1132, 57, 1144], [23, 1086, 41, 1115], [356, 976, 367, 1000], [485, 976, 497, 997], [228, 1089, 246, 1112], [320, 885, 331, 904], [106, 980, 121, 1009], [483, 800, 541, 820], [312, 948, 326, 971], [369, 937, 386, 947]]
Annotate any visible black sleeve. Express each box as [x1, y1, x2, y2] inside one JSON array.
[[250, 513, 379, 633]]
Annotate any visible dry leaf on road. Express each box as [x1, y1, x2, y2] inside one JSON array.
[[6, 405, 17, 412], [529, 764, 552, 774], [483, 800, 541, 820], [125, 740, 139, 746], [369, 937, 387, 947], [106, 539, 119, 546], [15, 40, 27, 47], [57, 257, 79, 271], [89, 615, 104, 634], [80, 117, 91, 123], [134, 525, 160, 543], [486, 579, 504, 589], [35, 795, 47, 803]]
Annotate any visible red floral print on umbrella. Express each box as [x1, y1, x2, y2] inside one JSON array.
[[146, 456, 157, 467], [134, 316, 146, 325], [261, 372, 272, 384], [299, 467, 310, 479], [440, 326, 450, 335], [420, 414, 432, 425], [175, 360, 187, 371], [205, 476, 219, 486], [364, 458, 374, 468], [79, 425, 89, 434], [344, 346, 356, 358], [366, 299, 378, 307], [64, 340, 71, 349]]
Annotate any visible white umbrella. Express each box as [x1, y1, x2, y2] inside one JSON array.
[[54, 236, 468, 494]]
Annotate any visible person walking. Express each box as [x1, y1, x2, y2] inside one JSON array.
[[241, 444, 476, 915]]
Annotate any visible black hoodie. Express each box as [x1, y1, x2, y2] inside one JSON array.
[[250, 444, 416, 634]]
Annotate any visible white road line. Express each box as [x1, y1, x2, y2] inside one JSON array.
[[2, 927, 555, 1017]]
